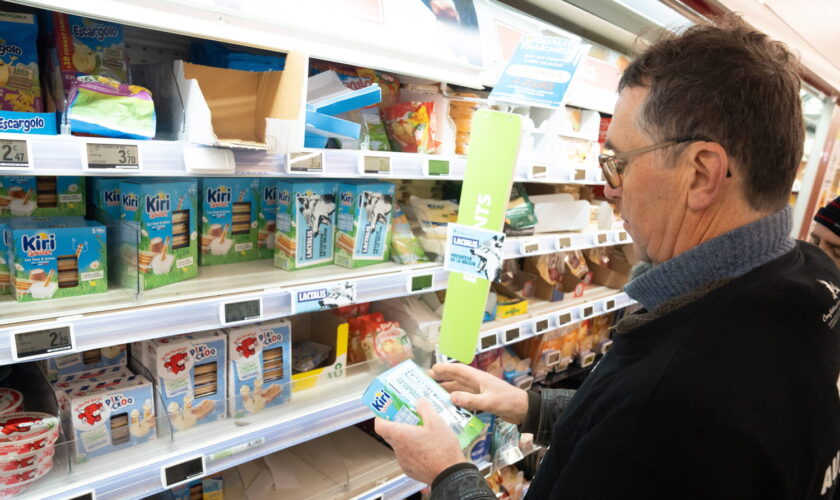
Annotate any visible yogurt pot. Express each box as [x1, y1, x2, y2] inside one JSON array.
[[0, 458, 53, 497], [0, 446, 54, 472], [0, 390, 22, 416]]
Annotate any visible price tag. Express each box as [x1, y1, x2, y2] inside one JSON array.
[[426, 158, 450, 177], [599, 340, 613, 355], [597, 233, 608, 245], [504, 327, 520, 343], [619, 231, 629, 242], [530, 165, 547, 179], [286, 151, 324, 174], [0, 138, 31, 169], [85, 143, 141, 170], [161, 455, 205, 488], [219, 298, 263, 326], [521, 240, 540, 256], [556, 237, 572, 250], [480, 331, 499, 351], [545, 350, 561, 366], [64, 491, 96, 500], [360, 155, 391, 176], [207, 437, 265, 462], [605, 299, 616, 310], [558, 312, 572, 325], [574, 169, 586, 181], [580, 351, 596, 367], [10, 324, 75, 361], [534, 318, 549, 333], [407, 274, 435, 293], [582, 306, 594, 317]]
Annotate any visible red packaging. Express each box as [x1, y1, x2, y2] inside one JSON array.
[[0, 390, 23, 416]]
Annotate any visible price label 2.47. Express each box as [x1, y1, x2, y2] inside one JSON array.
[[0, 138, 30, 169], [85, 143, 141, 170]]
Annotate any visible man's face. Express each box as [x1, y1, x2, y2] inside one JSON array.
[[811, 223, 840, 267], [603, 87, 689, 264]]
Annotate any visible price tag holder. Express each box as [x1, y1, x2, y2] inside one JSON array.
[[84, 143, 141, 170], [425, 158, 450, 177], [406, 273, 435, 294], [219, 298, 263, 326], [64, 491, 96, 500], [0, 138, 31, 169], [581, 305, 594, 318], [520, 239, 540, 256], [530, 165, 547, 179], [605, 299, 616, 311], [574, 169, 586, 181], [599, 340, 613, 355], [10, 323, 75, 362], [596, 233, 608, 245], [618, 231, 629, 243], [161, 455, 206, 489], [207, 437, 265, 462], [359, 155, 391, 176], [479, 331, 499, 351], [534, 318, 550, 334], [556, 236, 572, 250], [183, 146, 235, 173], [504, 327, 521, 343], [286, 151, 324, 174], [557, 312, 573, 325], [579, 351, 596, 368]]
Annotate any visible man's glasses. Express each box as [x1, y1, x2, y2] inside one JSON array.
[[598, 136, 724, 189]]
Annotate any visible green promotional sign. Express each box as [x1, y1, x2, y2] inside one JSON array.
[[439, 110, 521, 363]]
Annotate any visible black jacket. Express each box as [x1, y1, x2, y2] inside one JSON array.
[[432, 242, 840, 499]]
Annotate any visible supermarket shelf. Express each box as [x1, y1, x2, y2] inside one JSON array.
[[351, 474, 425, 500], [503, 229, 631, 259], [21, 363, 391, 500], [0, 261, 448, 364]]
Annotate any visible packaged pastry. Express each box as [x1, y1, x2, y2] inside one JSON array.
[[257, 178, 277, 259], [5, 216, 107, 302], [0, 390, 22, 416], [140, 331, 226, 432], [0, 11, 43, 112], [120, 179, 198, 290], [448, 92, 481, 155], [292, 341, 332, 373], [89, 176, 123, 222], [389, 202, 429, 265], [0, 176, 86, 217], [470, 348, 503, 379], [227, 319, 292, 418], [199, 178, 259, 265], [274, 180, 337, 271], [67, 75, 156, 139], [335, 181, 395, 269], [40, 345, 126, 381], [382, 101, 439, 153]]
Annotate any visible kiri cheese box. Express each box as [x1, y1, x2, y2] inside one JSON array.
[[6, 216, 107, 302], [64, 374, 156, 463], [199, 178, 259, 265], [0, 222, 8, 295], [274, 180, 337, 271], [142, 331, 226, 432], [363, 359, 485, 449], [40, 344, 127, 381], [0, 176, 85, 217], [228, 319, 292, 418], [89, 177, 123, 222], [335, 181, 394, 268], [257, 178, 277, 259], [120, 179, 198, 290]]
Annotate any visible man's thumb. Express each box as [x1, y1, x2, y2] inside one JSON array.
[[415, 398, 439, 424]]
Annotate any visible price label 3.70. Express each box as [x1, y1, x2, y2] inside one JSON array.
[[85, 143, 141, 170]]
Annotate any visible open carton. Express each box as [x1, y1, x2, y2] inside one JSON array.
[[173, 51, 307, 152], [586, 244, 637, 289], [289, 311, 349, 392]]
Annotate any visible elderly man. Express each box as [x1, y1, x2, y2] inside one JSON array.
[[375, 16, 840, 500]]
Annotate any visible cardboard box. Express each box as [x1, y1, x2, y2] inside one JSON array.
[[274, 180, 338, 271], [40, 345, 126, 381], [63, 374, 156, 463], [587, 244, 635, 290], [227, 319, 292, 418], [199, 178, 260, 265], [334, 181, 395, 269], [257, 178, 277, 259], [0, 176, 85, 217], [120, 179, 198, 290], [289, 311, 348, 392], [89, 177, 123, 222], [524, 256, 565, 302], [6, 216, 107, 302], [173, 53, 306, 152]]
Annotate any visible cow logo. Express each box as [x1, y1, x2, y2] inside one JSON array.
[[471, 235, 504, 282], [298, 193, 335, 237], [318, 281, 356, 309], [1, 417, 38, 435], [235, 336, 258, 358], [24, 438, 46, 451], [359, 192, 392, 254], [163, 352, 189, 375], [77, 402, 104, 425]]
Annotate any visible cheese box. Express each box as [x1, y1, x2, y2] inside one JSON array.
[[0, 176, 85, 217], [228, 319, 292, 418], [89, 177, 123, 222], [274, 180, 337, 271], [257, 178, 277, 259], [335, 181, 394, 268], [0, 222, 8, 295], [40, 345, 127, 382], [199, 178, 260, 265]]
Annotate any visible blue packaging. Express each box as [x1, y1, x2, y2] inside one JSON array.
[[274, 180, 337, 271], [143, 330, 226, 432], [1, 175, 86, 217], [257, 178, 277, 259], [0, 222, 8, 295], [467, 412, 496, 464], [89, 177, 122, 221], [0, 11, 43, 113], [228, 319, 292, 418], [40, 344, 126, 381], [199, 177, 259, 265], [335, 180, 394, 268]]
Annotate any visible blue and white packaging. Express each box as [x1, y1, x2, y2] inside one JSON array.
[[142, 330, 226, 432], [335, 181, 394, 268], [40, 344, 126, 381], [274, 180, 337, 271], [228, 319, 292, 418], [257, 178, 277, 259], [199, 177, 259, 265], [444, 223, 506, 282], [89, 177, 123, 221], [0, 222, 8, 295], [65, 374, 156, 463]]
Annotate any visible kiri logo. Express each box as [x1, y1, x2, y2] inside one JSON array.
[[263, 186, 277, 206], [22, 232, 56, 256], [191, 344, 217, 362], [0, 116, 46, 133], [122, 192, 138, 210], [453, 236, 479, 249], [278, 190, 291, 204], [104, 189, 120, 207], [297, 288, 327, 302], [0, 43, 22, 57], [206, 186, 231, 208], [104, 393, 135, 411], [145, 193, 171, 219], [371, 390, 392, 413], [72, 23, 119, 42], [340, 192, 354, 205]]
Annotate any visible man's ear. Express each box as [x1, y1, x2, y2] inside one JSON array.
[[686, 141, 730, 211]]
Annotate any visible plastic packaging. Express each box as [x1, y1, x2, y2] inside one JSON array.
[[292, 341, 332, 373], [389, 202, 430, 265], [382, 101, 439, 153], [505, 184, 537, 237], [67, 75, 156, 139]]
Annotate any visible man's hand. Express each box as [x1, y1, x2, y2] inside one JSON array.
[[430, 363, 529, 425], [375, 399, 466, 485]]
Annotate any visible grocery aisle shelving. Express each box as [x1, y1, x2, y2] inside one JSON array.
[[503, 229, 630, 259]]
